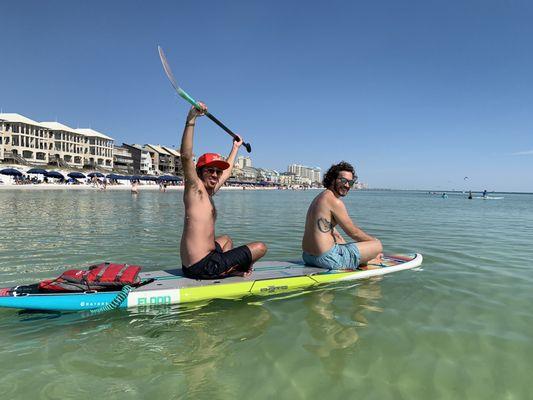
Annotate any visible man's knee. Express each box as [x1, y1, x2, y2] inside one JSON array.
[[373, 239, 383, 254], [248, 242, 268, 259]]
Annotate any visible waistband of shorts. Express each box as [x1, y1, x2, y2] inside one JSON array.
[[302, 244, 338, 259]]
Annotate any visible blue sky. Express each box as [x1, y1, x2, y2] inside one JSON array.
[[2, 0, 532, 192]]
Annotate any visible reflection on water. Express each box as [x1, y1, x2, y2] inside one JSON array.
[[1, 190, 533, 398], [303, 281, 382, 381]]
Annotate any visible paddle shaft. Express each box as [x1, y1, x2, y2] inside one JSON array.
[[179, 90, 252, 153], [204, 112, 252, 153]]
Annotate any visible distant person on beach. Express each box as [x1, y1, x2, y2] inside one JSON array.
[[483, 189, 487, 198], [301, 161, 382, 270], [468, 191, 473, 199], [179, 103, 267, 279], [131, 180, 139, 194], [442, 192, 448, 199]]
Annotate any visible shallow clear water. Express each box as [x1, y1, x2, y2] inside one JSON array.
[[0, 189, 532, 399]]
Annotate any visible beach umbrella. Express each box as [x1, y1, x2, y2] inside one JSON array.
[[129, 175, 141, 181], [68, 172, 86, 179], [159, 175, 181, 182], [0, 168, 23, 176], [45, 171, 65, 179], [27, 168, 48, 174], [106, 173, 125, 180], [140, 175, 157, 181], [88, 172, 104, 178]]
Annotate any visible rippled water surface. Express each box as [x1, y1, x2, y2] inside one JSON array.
[[0, 189, 532, 399]]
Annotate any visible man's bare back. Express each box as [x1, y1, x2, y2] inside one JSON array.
[[302, 190, 340, 256], [301, 162, 383, 270]]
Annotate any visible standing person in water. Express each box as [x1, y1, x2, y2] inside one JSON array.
[[301, 161, 382, 270], [180, 103, 267, 279]]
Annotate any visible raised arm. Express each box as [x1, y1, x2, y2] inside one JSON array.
[[331, 198, 378, 242], [215, 134, 243, 191], [180, 104, 206, 187]]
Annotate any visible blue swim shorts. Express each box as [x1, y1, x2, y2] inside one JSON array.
[[302, 243, 361, 270]]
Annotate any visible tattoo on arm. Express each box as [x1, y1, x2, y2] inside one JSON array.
[[317, 218, 333, 233]]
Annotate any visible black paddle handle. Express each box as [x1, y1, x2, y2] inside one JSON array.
[[205, 112, 252, 153]]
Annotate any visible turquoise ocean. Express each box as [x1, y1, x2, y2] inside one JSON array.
[[0, 189, 532, 399]]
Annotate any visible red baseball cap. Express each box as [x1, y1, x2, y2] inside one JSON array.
[[196, 153, 230, 170]]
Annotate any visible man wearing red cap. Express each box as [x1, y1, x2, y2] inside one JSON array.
[[179, 103, 267, 279]]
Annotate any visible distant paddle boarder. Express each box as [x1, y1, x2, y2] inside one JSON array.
[[301, 161, 382, 270], [180, 103, 267, 279]]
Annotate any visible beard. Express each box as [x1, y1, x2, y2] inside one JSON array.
[[334, 184, 349, 197]]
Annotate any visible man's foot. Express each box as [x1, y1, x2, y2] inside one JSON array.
[[359, 253, 384, 270]]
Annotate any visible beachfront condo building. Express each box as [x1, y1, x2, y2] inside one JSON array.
[[0, 113, 54, 165], [144, 144, 181, 176], [113, 145, 135, 174], [0, 113, 114, 170], [41, 122, 88, 168], [236, 156, 253, 169], [74, 129, 114, 170], [287, 164, 321, 184], [161, 146, 182, 176], [125, 144, 155, 175]]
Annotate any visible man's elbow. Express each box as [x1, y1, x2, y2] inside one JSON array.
[[181, 152, 193, 162]]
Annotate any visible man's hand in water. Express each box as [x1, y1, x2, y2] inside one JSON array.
[[186, 102, 207, 123], [232, 134, 243, 149]]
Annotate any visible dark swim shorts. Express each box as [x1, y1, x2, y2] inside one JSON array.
[[182, 242, 253, 279]]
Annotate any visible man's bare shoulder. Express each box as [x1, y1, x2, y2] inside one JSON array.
[[313, 189, 337, 206]]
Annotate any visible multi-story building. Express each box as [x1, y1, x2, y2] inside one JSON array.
[[75, 128, 114, 170], [236, 155, 252, 169], [287, 164, 321, 184], [144, 144, 177, 175], [161, 146, 182, 176], [113, 145, 135, 174], [41, 121, 88, 168], [256, 168, 280, 183], [134, 145, 154, 175], [0, 113, 53, 165], [142, 145, 161, 175]]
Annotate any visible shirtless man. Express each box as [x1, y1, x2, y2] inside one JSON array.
[[180, 103, 267, 279], [302, 161, 382, 270]]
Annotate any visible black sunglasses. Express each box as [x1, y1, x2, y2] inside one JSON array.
[[337, 177, 358, 187], [204, 167, 223, 176]]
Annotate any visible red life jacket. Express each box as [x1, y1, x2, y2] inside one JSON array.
[[39, 262, 142, 292]]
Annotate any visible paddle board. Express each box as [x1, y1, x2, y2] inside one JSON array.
[[0, 253, 422, 312]]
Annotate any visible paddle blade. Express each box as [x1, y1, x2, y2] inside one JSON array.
[[157, 45, 199, 109], [158, 46, 179, 92]]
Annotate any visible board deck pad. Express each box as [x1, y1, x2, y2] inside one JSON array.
[[0, 254, 422, 312]]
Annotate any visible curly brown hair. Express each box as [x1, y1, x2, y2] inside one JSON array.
[[322, 161, 355, 188]]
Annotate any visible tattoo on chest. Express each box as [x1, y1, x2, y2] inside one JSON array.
[[317, 217, 332, 233]]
